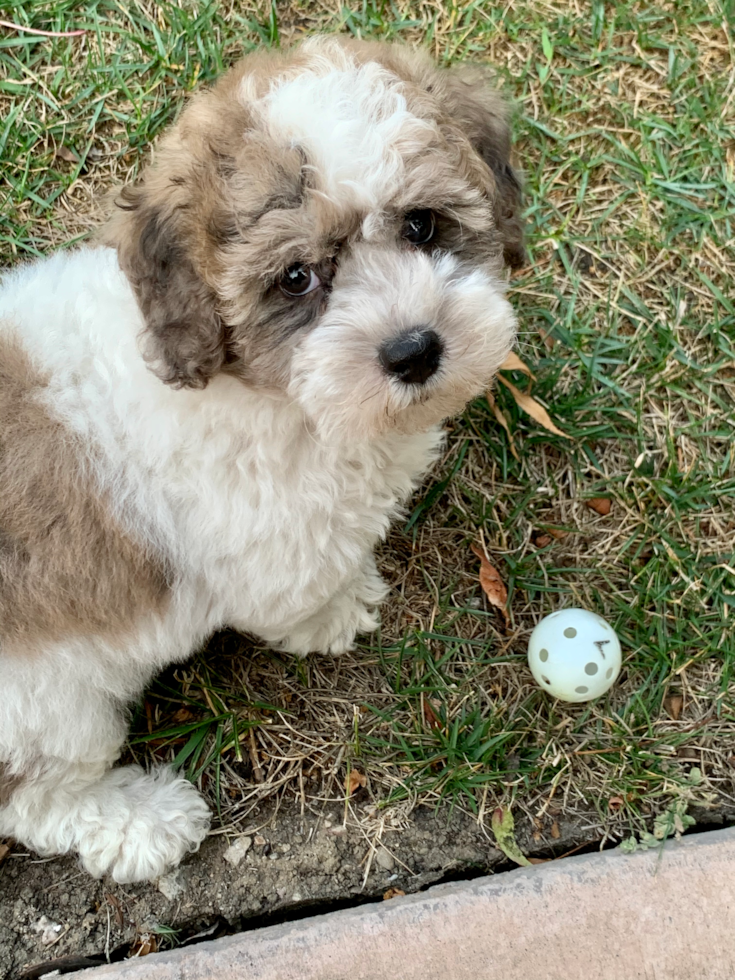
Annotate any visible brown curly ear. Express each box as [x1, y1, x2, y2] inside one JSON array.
[[110, 186, 227, 389], [440, 66, 527, 269]]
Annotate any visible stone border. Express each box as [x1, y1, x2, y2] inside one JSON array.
[[69, 828, 735, 980]]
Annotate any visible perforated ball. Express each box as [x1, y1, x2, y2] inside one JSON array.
[[528, 608, 621, 703]]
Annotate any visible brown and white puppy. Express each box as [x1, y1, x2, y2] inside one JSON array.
[[0, 35, 524, 882]]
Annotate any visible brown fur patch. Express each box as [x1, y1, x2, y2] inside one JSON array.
[[436, 66, 526, 269], [0, 335, 171, 648]]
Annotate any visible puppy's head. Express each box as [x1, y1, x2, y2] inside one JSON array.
[[104, 36, 525, 442]]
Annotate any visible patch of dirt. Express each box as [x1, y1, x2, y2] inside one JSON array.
[[1, 801, 598, 980]]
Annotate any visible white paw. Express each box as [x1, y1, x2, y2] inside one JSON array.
[[76, 766, 211, 883], [279, 600, 378, 656], [279, 564, 388, 656]]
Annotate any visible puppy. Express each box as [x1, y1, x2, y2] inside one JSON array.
[[0, 35, 524, 882]]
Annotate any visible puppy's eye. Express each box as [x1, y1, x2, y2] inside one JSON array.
[[402, 209, 436, 245], [279, 264, 321, 297]]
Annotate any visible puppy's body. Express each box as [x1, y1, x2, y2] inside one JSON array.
[[0, 36, 523, 881]]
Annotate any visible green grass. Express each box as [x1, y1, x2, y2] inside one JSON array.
[[1, 0, 734, 848]]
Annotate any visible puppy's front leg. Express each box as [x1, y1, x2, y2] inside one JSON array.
[[0, 651, 210, 883], [263, 554, 389, 656]]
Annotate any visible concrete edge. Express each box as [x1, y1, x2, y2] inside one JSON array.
[[67, 827, 735, 980]]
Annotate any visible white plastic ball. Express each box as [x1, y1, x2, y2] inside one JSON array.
[[528, 608, 621, 703]]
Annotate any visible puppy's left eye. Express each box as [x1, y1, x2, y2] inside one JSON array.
[[402, 209, 436, 245], [279, 264, 321, 297]]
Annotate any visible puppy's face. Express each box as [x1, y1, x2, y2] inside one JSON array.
[[106, 37, 526, 442]]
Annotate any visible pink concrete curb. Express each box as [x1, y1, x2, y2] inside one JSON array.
[[70, 827, 735, 980]]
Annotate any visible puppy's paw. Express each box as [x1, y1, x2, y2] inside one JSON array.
[[76, 766, 210, 883], [280, 565, 388, 656], [280, 600, 378, 656]]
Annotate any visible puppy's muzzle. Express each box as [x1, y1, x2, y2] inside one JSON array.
[[379, 328, 444, 386]]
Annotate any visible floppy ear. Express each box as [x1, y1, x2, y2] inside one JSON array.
[[440, 66, 527, 269], [108, 185, 228, 389]]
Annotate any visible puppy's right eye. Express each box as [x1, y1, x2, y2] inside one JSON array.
[[402, 209, 436, 246], [279, 264, 321, 297]]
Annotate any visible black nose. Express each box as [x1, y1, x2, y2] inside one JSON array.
[[379, 328, 443, 385]]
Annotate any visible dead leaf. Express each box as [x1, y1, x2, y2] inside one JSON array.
[[105, 893, 125, 930], [346, 769, 367, 796], [547, 528, 568, 540], [171, 707, 196, 724], [550, 820, 560, 840], [470, 543, 509, 626], [486, 391, 519, 461], [586, 497, 612, 516], [528, 856, 550, 864], [129, 933, 158, 957], [383, 888, 406, 900], [664, 695, 683, 721], [0, 842, 9, 865], [55, 145, 79, 163], [496, 374, 570, 439], [538, 328, 556, 351], [500, 351, 536, 380], [423, 699, 442, 732], [533, 528, 568, 548], [608, 796, 625, 811]]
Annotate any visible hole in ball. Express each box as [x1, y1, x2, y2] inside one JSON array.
[[542, 676, 551, 685], [606, 667, 613, 679], [585, 662, 598, 675], [564, 627, 577, 638], [575, 685, 589, 694], [539, 648, 549, 662]]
